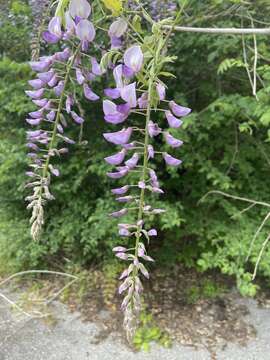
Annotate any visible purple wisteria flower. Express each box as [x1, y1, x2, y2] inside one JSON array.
[[163, 152, 182, 166], [103, 128, 133, 145], [124, 45, 144, 73], [69, 0, 91, 19]]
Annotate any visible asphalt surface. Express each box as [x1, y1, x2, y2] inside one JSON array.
[[0, 292, 270, 360]]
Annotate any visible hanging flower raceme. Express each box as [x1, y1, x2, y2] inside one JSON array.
[[25, 0, 101, 240], [102, 14, 191, 341], [26, 0, 191, 343]]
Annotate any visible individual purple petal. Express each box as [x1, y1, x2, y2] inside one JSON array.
[[165, 110, 183, 128], [109, 18, 128, 38], [76, 20, 95, 42], [111, 185, 129, 195], [103, 99, 117, 115], [119, 228, 131, 237], [54, 48, 71, 62], [110, 36, 122, 50], [25, 89, 45, 99], [65, 95, 74, 113], [138, 263, 150, 279], [117, 103, 130, 116], [119, 278, 132, 294], [116, 252, 129, 261], [119, 269, 129, 280], [163, 153, 182, 166], [125, 153, 139, 169], [50, 167, 60, 176], [156, 83, 166, 100], [169, 101, 191, 117], [65, 11, 75, 32], [71, 111, 84, 124], [109, 208, 128, 218], [48, 16, 62, 37], [124, 45, 144, 73], [116, 196, 133, 203], [113, 246, 127, 252], [104, 149, 126, 165], [107, 169, 128, 179], [54, 80, 64, 96], [141, 255, 155, 262], [103, 128, 132, 145], [113, 65, 124, 88], [46, 111, 55, 121], [28, 79, 44, 90], [104, 88, 120, 99], [43, 31, 60, 44], [164, 132, 183, 148], [138, 92, 148, 109], [69, 0, 91, 19], [29, 59, 51, 72], [26, 142, 39, 151], [61, 135, 75, 144], [120, 82, 137, 108], [76, 68, 85, 85], [26, 118, 42, 126], [148, 229, 157, 236], [48, 74, 58, 87], [83, 83, 99, 101], [148, 120, 161, 137], [29, 110, 43, 119], [148, 145, 154, 159], [32, 98, 48, 107], [85, 72, 96, 81], [91, 57, 102, 75], [104, 113, 127, 124], [37, 71, 54, 83], [138, 247, 145, 257], [121, 142, 136, 150], [57, 124, 64, 133], [138, 181, 146, 189], [149, 169, 158, 182], [122, 65, 134, 79], [152, 187, 164, 194]]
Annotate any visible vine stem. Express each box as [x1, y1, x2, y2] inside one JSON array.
[[41, 45, 80, 182], [133, 77, 154, 260]]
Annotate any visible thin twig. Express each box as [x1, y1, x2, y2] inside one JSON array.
[[248, 14, 259, 98], [163, 25, 270, 35], [199, 190, 270, 208], [242, 28, 258, 100], [0, 270, 78, 288], [0, 293, 46, 318], [252, 232, 270, 280], [46, 278, 78, 305], [246, 211, 270, 261], [231, 203, 256, 219]]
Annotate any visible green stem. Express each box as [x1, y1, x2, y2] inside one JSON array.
[[132, 73, 154, 276], [41, 45, 80, 182]]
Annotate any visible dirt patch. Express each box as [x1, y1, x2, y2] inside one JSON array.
[[59, 265, 256, 354]]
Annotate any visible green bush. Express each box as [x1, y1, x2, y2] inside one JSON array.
[[0, 0, 270, 296]]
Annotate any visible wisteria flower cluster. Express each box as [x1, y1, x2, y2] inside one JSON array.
[[25, 0, 101, 240], [25, 0, 191, 341]]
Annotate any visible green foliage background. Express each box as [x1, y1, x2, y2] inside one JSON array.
[[1, 0, 270, 295]]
